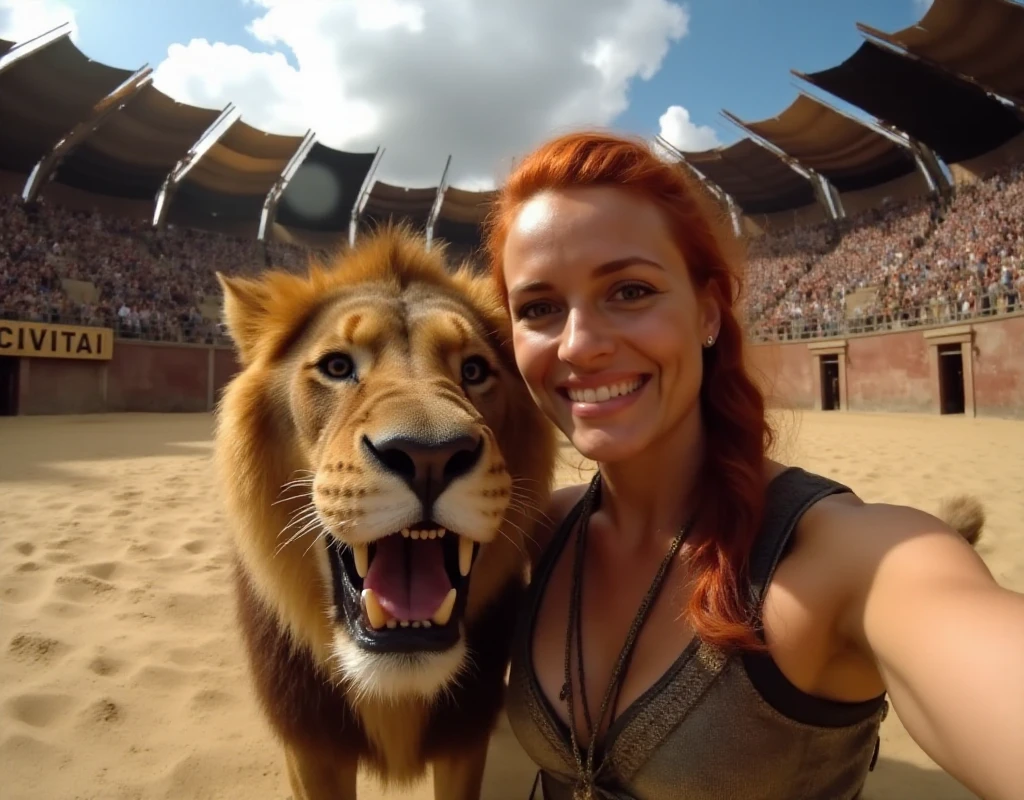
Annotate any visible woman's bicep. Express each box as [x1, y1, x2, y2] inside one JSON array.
[[839, 505, 1024, 799]]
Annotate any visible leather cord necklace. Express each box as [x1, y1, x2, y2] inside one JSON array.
[[561, 472, 695, 800]]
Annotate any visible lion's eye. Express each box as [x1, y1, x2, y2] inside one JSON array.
[[461, 356, 492, 386], [318, 353, 356, 381]]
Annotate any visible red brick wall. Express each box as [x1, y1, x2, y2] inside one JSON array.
[[748, 313, 1023, 419], [972, 314, 1024, 419]]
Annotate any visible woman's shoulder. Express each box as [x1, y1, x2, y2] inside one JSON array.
[[524, 482, 591, 569]]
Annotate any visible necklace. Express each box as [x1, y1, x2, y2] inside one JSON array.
[[561, 473, 695, 800]]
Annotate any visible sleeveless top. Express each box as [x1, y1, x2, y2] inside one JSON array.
[[505, 467, 889, 800]]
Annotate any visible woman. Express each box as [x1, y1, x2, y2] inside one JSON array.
[[483, 132, 1024, 800]]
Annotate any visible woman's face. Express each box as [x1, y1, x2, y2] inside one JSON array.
[[503, 186, 720, 464]]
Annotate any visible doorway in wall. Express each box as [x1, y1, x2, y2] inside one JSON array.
[[938, 344, 965, 415], [0, 356, 19, 416], [820, 354, 840, 411]]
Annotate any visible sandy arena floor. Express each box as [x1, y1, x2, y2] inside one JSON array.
[[1, 410, 1021, 800]]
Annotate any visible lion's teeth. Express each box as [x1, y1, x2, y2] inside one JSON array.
[[437, 529, 446, 538], [432, 588, 457, 626], [386, 618, 397, 629], [401, 528, 410, 538], [361, 589, 389, 630], [352, 543, 369, 578], [399, 620, 410, 628], [410, 529, 420, 540], [458, 536, 474, 577]]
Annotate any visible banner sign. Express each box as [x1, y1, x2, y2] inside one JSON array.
[[0, 320, 114, 361]]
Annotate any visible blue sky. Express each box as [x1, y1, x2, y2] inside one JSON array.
[[1, 0, 937, 186], [59, 0, 929, 146]]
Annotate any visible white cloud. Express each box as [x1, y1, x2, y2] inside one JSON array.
[[0, 0, 77, 43], [913, 0, 934, 12], [657, 104, 720, 153], [150, 0, 690, 188]]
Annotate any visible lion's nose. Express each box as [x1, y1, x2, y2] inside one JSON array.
[[362, 433, 484, 512]]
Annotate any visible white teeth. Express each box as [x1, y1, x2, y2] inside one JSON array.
[[386, 618, 397, 629], [437, 529, 446, 538], [458, 536, 474, 577], [361, 589, 389, 630], [568, 379, 642, 404], [432, 588, 457, 626], [352, 543, 369, 578], [399, 620, 410, 628], [401, 528, 410, 538]]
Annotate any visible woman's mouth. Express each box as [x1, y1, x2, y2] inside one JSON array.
[[558, 375, 650, 418]]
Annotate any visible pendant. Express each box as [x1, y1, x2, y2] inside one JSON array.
[[573, 784, 594, 800]]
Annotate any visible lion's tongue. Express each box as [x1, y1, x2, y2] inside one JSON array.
[[364, 536, 451, 621]]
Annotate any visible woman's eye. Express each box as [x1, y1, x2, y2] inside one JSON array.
[[521, 301, 556, 319], [461, 355, 492, 385], [614, 283, 653, 301], [317, 353, 356, 381]]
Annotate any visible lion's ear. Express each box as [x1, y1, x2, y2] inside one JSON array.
[[449, 262, 503, 314], [217, 272, 272, 365]]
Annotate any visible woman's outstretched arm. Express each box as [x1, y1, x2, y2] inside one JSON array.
[[835, 502, 1024, 800]]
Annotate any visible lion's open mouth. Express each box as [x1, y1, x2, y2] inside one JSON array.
[[327, 524, 479, 653]]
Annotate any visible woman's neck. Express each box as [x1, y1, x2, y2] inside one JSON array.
[[594, 408, 705, 546]]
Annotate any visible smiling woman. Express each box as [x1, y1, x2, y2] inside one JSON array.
[[484, 132, 1024, 800]]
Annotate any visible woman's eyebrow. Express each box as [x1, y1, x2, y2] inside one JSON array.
[[509, 257, 663, 296]]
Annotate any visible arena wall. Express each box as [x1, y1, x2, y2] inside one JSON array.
[[4, 314, 1021, 419], [13, 339, 238, 416], [749, 312, 1024, 419]]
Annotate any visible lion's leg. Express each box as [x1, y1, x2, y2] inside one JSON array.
[[431, 740, 490, 800], [285, 743, 358, 800]]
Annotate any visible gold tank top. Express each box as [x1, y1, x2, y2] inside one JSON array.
[[505, 467, 889, 800]]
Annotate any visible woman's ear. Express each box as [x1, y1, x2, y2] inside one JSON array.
[[699, 292, 722, 346]]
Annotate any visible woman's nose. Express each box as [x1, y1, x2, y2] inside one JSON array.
[[557, 307, 613, 366]]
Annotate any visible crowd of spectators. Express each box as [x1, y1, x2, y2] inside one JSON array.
[[2, 162, 1023, 346], [746, 163, 1024, 340]]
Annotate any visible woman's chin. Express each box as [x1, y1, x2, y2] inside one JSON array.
[[568, 425, 648, 465]]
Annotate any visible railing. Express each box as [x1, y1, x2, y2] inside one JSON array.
[[747, 291, 1022, 343], [0, 307, 232, 347], [3, 290, 1021, 350]]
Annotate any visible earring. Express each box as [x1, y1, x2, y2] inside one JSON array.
[[704, 334, 715, 348]]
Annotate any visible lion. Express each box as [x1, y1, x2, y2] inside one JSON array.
[[214, 225, 556, 800]]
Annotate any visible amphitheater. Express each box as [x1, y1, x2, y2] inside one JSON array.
[[1, 1, 1022, 798]]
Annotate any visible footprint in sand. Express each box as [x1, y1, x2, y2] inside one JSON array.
[[13, 542, 35, 556], [7, 632, 70, 665], [181, 540, 206, 555], [77, 698, 122, 727], [54, 574, 117, 603], [79, 561, 119, 581], [108, 508, 133, 518], [5, 692, 75, 728], [87, 655, 125, 677]]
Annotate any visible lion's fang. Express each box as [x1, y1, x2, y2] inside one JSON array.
[[458, 536, 474, 577], [361, 589, 389, 629], [352, 543, 369, 578], [432, 588, 457, 626]]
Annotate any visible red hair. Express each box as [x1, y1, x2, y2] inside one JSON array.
[[484, 131, 774, 652]]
